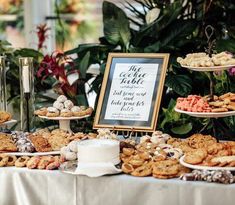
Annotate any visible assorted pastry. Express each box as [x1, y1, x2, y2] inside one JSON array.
[[60, 128, 116, 161], [0, 154, 65, 170], [0, 110, 12, 124], [0, 129, 97, 153], [34, 95, 93, 118], [169, 133, 235, 167], [120, 131, 190, 179], [180, 170, 235, 184], [177, 51, 235, 67], [176, 93, 235, 113]]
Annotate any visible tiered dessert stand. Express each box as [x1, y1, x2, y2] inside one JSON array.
[[175, 26, 235, 137], [38, 114, 90, 133]]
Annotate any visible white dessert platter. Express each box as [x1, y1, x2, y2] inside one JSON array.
[[181, 64, 235, 72], [180, 156, 235, 171], [38, 115, 90, 133], [0, 119, 17, 127], [1, 151, 60, 156], [174, 107, 235, 118]]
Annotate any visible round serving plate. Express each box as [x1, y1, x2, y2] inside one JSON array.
[[0, 119, 17, 127], [38, 115, 90, 121], [38, 115, 90, 133], [181, 64, 235, 72], [2, 151, 60, 156], [180, 156, 235, 171], [174, 107, 235, 118]]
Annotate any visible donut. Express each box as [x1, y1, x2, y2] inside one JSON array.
[[65, 152, 77, 161], [60, 109, 73, 117], [0, 154, 9, 167], [71, 106, 81, 113], [15, 156, 30, 167], [46, 107, 59, 117], [85, 107, 93, 115], [7, 155, 17, 166], [68, 141, 78, 152], [34, 107, 47, 116], [57, 95, 67, 103], [64, 100, 74, 110], [53, 101, 64, 110], [26, 156, 40, 169], [37, 156, 54, 169], [46, 161, 60, 170]]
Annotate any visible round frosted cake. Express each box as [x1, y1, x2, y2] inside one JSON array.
[[77, 139, 120, 165]]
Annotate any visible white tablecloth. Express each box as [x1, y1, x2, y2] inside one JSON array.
[[0, 167, 235, 205]]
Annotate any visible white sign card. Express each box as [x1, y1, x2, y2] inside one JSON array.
[[94, 53, 169, 132], [104, 63, 158, 121]]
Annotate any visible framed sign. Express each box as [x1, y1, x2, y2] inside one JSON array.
[[93, 53, 169, 132]]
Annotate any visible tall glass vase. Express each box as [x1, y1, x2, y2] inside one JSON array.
[[0, 56, 7, 111], [19, 57, 35, 132]]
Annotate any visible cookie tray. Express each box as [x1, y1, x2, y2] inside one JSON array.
[[1, 151, 60, 156], [181, 64, 235, 72], [174, 107, 235, 118], [180, 156, 235, 171]]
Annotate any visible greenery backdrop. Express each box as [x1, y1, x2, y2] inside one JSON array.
[[1, 0, 235, 139]]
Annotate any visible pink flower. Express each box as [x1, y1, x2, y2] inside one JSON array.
[[228, 67, 235, 76], [37, 51, 78, 98]]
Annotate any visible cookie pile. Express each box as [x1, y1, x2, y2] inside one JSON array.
[[176, 95, 211, 112], [0, 133, 17, 152], [11, 131, 35, 153], [180, 170, 235, 184], [177, 52, 235, 67], [176, 93, 235, 113], [121, 131, 190, 179], [207, 92, 235, 112], [34, 95, 93, 118], [0, 129, 98, 153], [169, 134, 235, 167], [0, 154, 65, 170], [0, 111, 12, 124]]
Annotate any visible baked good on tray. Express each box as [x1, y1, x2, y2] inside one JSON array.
[[177, 51, 235, 67], [0, 111, 12, 124], [0, 133, 17, 152], [176, 93, 235, 112], [28, 134, 52, 152], [34, 95, 93, 117]]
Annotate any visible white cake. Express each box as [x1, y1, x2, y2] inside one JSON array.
[[77, 139, 120, 165]]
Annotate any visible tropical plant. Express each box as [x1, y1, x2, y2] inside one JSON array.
[[65, 0, 235, 139]]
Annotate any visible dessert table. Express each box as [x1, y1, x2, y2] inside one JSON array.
[[0, 168, 235, 205]]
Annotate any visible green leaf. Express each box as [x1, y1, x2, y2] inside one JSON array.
[[165, 73, 192, 96], [79, 51, 90, 79], [160, 99, 181, 129], [171, 123, 193, 134], [75, 94, 89, 106], [215, 38, 235, 53], [160, 20, 197, 47], [103, 1, 131, 50], [133, 1, 183, 46]]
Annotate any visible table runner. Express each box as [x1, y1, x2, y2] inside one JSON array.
[[0, 168, 235, 205]]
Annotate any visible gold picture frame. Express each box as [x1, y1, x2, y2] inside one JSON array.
[[93, 53, 170, 132]]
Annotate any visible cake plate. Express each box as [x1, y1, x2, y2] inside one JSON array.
[[2, 150, 60, 156], [181, 64, 235, 72], [174, 108, 235, 118], [38, 115, 90, 133], [180, 156, 235, 171], [0, 119, 17, 127]]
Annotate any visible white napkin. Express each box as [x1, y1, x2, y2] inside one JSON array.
[[75, 162, 122, 177]]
